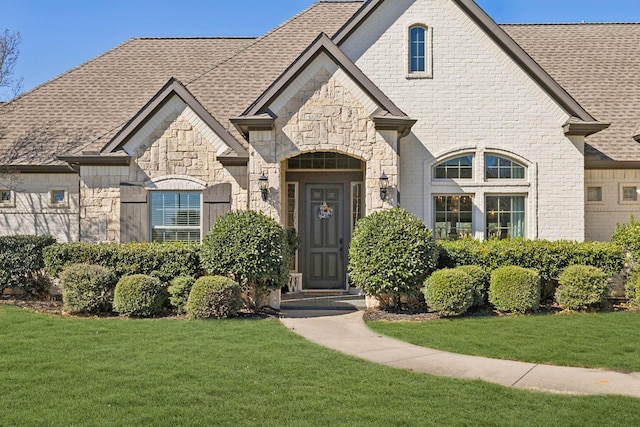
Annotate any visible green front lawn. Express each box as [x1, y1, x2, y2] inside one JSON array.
[[1, 305, 639, 426], [368, 311, 640, 372]]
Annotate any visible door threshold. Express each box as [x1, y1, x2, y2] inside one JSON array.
[[301, 290, 347, 296]]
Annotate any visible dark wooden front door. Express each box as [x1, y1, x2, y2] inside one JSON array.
[[304, 184, 345, 289]]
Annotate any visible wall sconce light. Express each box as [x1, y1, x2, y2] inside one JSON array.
[[259, 172, 269, 201], [379, 171, 389, 201]]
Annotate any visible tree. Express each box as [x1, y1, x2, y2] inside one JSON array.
[[0, 29, 22, 100]]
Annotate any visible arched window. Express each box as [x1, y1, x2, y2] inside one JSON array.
[[409, 26, 427, 73], [434, 155, 473, 179], [485, 155, 526, 179]]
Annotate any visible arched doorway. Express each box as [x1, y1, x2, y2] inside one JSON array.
[[284, 152, 364, 290]]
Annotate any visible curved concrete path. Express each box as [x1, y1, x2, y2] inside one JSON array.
[[280, 296, 640, 398]]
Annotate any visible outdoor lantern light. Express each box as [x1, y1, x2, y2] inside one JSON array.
[[259, 172, 269, 201], [379, 171, 389, 201]]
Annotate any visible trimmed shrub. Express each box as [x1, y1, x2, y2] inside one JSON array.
[[113, 274, 166, 317], [200, 210, 290, 307], [168, 275, 196, 314], [489, 266, 540, 314], [60, 263, 116, 314], [555, 265, 609, 311], [44, 242, 200, 281], [348, 208, 439, 305], [0, 235, 56, 293], [423, 269, 474, 317], [456, 265, 490, 307], [186, 276, 241, 319]]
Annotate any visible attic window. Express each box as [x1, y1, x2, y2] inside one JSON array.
[[408, 25, 432, 78]]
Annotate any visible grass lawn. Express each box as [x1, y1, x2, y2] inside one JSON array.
[[368, 311, 640, 372], [1, 306, 640, 426]]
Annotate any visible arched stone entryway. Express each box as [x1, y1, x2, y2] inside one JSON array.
[[284, 152, 364, 290]]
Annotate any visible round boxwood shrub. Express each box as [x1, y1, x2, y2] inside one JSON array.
[[348, 208, 439, 305], [489, 266, 540, 314], [186, 276, 241, 319], [60, 263, 116, 314], [423, 269, 474, 317], [167, 275, 196, 314], [456, 265, 490, 307], [200, 210, 289, 308], [555, 265, 609, 310], [113, 274, 166, 317]]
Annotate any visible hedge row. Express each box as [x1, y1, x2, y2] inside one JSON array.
[[43, 242, 201, 282], [438, 238, 624, 283], [0, 235, 56, 293]]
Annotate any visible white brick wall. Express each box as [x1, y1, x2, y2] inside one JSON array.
[[585, 169, 640, 241], [340, 0, 584, 241], [0, 173, 80, 241]]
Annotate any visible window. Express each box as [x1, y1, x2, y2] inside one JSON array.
[[0, 190, 11, 205], [485, 155, 525, 179], [434, 155, 473, 179], [623, 186, 637, 202], [486, 195, 525, 239], [49, 189, 68, 207], [434, 195, 473, 240], [351, 182, 364, 233], [286, 183, 298, 271], [287, 152, 362, 170], [410, 26, 426, 73], [150, 192, 201, 243], [587, 187, 602, 202]]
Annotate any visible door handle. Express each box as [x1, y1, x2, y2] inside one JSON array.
[[339, 238, 344, 253]]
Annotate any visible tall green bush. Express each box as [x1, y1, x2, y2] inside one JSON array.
[[348, 208, 439, 306], [0, 235, 56, 294], [611, 216, 640, 262], [555, 265, 609, 311], [200, 210, 290, 308], [489, 266, 540, 314], [186, 276, 241, 319], [60, 263, 116, 314], [44, 242, 200, 281], [113, 274, 166, 317], [455, 265, 489, 307], [423, 269, 473, 317], [625, 271, 640, 305]]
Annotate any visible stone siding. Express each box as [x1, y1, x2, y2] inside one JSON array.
[[80, 95, 247, 242], [249, 53, 399, 222]]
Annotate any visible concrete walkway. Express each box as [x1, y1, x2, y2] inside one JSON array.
[[279, 295, 640, 398]]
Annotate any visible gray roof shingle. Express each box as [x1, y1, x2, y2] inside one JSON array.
[[503, 23, 640, 163]]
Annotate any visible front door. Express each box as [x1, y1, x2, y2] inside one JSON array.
[[304, 184, 345, 289]]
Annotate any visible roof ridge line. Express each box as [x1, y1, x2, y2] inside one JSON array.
[[500, 22, 640, 26], [184, 1, 328, 88]]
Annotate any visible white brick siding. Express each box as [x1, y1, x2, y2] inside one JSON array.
[[340, 0, 584, 240], [585, 169, 640, 241]]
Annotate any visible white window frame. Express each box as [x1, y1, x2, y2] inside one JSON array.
[[485, 194, 527, 240], [407, 24, 433, 79], [433, 154, 474, 180], [586, 186, 603, 203], [285, 182, 299, 272], [485, 154, 527, 181], [433, 194, 474, 240], [149, 191, 202, 243]]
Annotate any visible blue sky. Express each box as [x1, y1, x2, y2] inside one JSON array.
[[2, 0, 640, 98]]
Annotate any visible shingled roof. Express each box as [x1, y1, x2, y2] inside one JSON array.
[[504, 23, 640, 166], [2, 1, 640, 168], [0, 1, 363, 167]]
